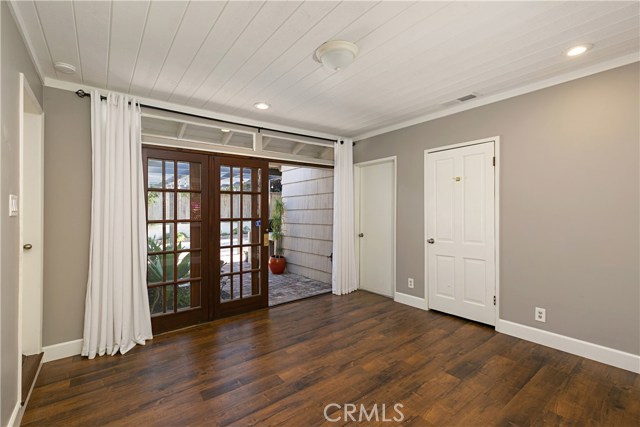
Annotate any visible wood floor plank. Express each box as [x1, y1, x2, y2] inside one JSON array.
[[22, 292, 640, 427]]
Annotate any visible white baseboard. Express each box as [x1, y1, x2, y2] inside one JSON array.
[[8, 401, 23, 427], [42, 338, 83, 363], [496, 319, 640, 374], [394, 292, 429, 311]]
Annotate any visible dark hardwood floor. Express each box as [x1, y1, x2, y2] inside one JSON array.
[[23, 292, 639, 426]]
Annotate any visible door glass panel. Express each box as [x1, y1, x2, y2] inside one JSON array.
[[242, 168, 253, 192], [164, 223, 174, 251], [147, 255, 163, 284], [164, 161, 175, 189], [177, 193, 201, 220], [231, 167, 241, 191], [220, 194, 230, 219], [148, 160, 163, 188], [148, 192, 163, 220], [220, 166, 231, 191], [190, 163, 202, 191], [177, 223, 192, 249], [177, 162, 190, 189], [166, 253, 175, 282], [177, 251, 191, 280], [165, 285, 174, 312], [165, 193, 175, 220], [248, 246, 260, 269], [221, 276, 232, 302], [148, 224, 163, 252], [232, 195, 241, 218], [177, 282, 191, 310], [232, 279, 241, 300], [242, 195, 252, 218], [231, 221, 241, 245], [243, 221, 256, 244], [148, 287, 163, 314], [220, 222, 231, 247]]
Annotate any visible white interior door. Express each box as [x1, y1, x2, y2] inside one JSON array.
[[20, 75, 45, 356], [426, 142, 495, 325], [356, 159, 395, 297]]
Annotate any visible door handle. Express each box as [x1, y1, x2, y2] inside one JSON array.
[[23, 244, 33, 250], [427, 238, 435, 244], [358, 233, 364, 238]]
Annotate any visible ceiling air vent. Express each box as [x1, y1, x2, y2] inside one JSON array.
[[442, 93, 480, 107], [457, 93, 477, 102]]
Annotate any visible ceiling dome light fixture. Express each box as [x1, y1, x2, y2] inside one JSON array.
[[54, 62, 77, 74], [566, 44, 593, 57], [314, 40, 359, 71], [254, 102, 270, 110]]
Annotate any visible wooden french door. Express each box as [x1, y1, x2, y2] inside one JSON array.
[[143, 147, 269, 333], [213, 156, 269, 317], [143, 148, 210, 333]]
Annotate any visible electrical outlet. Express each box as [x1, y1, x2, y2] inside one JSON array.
[[535, 307, 546, 323], [408, 278, 414, 289]]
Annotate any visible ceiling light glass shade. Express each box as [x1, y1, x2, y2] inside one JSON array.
[[566, 44, 593, 57], [254, 102, 270, 110], [54, 62, 77, 74], [314, 40, 359, 71]]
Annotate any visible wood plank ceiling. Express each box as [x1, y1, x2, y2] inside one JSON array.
[[10, 1, 640, 138]]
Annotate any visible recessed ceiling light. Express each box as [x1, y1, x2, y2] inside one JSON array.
[[220, 128, 230, 133], [566, 44, 593, 57], [254, 102, 270, 110], [54, 62, 76, 74]]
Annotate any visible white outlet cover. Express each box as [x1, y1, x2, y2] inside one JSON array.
[[535, 307, 546, 323], [9, 195, 18, 217], [408, 278, 414, 288]]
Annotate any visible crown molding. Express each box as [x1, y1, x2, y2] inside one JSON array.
[[354, 53, 639, 141]]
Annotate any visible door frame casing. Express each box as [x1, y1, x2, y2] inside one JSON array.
[[18, 73, 45, 400], [423, 137, 501, 326], [354, 156, 397, 297]]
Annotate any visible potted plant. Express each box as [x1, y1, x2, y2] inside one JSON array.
[[268, 198, 286, 274]]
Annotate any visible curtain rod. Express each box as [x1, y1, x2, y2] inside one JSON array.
[[75, 89, 342, 144]]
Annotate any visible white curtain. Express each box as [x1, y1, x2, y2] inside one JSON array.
[[82, 91, 152, 359], [332, 138, 358, 295]]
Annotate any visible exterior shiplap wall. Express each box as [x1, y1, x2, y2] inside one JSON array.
[[280, 166, 333, 284]]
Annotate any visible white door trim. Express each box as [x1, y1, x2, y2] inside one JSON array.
[[18, 73, 45, 406], [354, 156, 397, 297], [424, 137, 500, 325]]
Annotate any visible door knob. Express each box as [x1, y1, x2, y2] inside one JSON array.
[[23, 244, 33, 250], [427, 238, 435, 244], [358, 233, 364, 238]]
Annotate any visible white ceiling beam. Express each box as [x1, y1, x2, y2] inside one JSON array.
[[177, 123, 188, 139], [221, 131, 234, 145], [320, 147, 334, 160], [292, 142, 306, 155]]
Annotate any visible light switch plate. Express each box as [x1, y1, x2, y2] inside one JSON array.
[[9, 195, 18, 217]]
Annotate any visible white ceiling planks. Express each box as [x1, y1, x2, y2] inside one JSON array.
[[33, 0, 83, 82], [128, 1, 189, 94], [166, 1, 267, 105], [74, 0, 110, 88], [223, 1, 378, 117], [194, 1, 304, 110], [147, 1, 226, 100], [107, 1, 150, 91], [10, 0, 640, 138], [203, 1, 340, 109]]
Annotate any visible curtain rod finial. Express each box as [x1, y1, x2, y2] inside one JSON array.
[[76, 89, 89, 98]]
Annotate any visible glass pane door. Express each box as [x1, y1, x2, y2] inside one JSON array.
[[144, 148, 210, 333], [215, 157, 269, 316]]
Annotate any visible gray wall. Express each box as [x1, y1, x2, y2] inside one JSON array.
[[281, 166, 333, 284], [0, 2, 43, 424], [42, 87, 91, 346], [354, 63, 639, 355]]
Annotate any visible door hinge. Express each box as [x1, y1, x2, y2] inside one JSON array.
[[493, 296, 496, 305], [492, 156, 496, 166]]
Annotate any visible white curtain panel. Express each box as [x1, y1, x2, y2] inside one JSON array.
[[332, 138, 358, 295], [82, 91, 152, 359]]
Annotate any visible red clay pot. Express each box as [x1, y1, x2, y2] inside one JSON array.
[[268, 256, 286, 274]]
